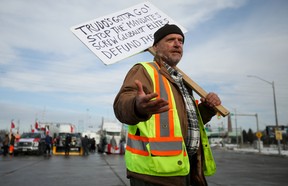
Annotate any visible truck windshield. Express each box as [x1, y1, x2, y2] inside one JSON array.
[[21, 133, 41, 138]]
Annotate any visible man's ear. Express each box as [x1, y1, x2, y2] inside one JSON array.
[[153, 44, 158, 51]]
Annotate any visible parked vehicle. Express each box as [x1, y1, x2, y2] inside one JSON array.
[[98, 120, 124, 154], [55, 132, 82, 153], [14, 132, 46, 155]]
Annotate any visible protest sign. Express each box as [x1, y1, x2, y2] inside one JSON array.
[[71, 1, 187, 65]]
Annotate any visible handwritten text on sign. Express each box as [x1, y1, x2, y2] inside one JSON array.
[[71, 1, 186, 65]]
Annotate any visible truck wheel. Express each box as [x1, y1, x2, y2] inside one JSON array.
[[37, 145, 45, 155]]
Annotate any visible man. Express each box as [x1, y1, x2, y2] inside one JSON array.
[[9, 133, 15, 155], [81, 135, 89, 156], [110, 135, 117, 153], [114, 24, 221, 186], [65, 134, 71, 156], [45, 133, 53, 156], [90, 137, 96, 153], [2, 134, 9, 156], [99, 132, 107, 154]]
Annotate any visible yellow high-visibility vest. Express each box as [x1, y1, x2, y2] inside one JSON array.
[[125, 62, 216, 177]]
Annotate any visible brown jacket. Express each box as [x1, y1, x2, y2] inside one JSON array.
[[114, 60, 216, 186]]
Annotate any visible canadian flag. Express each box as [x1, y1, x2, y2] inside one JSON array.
[[11, 120, 15, 129], [35, 121, 39, 129], [46, 126, 49, 135]]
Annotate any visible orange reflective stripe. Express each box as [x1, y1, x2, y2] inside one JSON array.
[[128, 133, 149, 142], [147, 63, 161, 138], [126, 145, 149, 156], [162, 75, 175, 137], [148, 63, 160, 99], [150, 150, 182, 156]]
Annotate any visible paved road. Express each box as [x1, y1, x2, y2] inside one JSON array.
[[206, 148, 288, 186], [1, 153, 129, 186], [1, 149, 288, 186]]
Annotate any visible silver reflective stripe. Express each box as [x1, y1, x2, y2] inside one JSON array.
[[150, 141, 182, 151], [127, 137, 148, 152], [149, 62, 170, 137]]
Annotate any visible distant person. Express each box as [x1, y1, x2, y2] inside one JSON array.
[[82, 135, 89, 156], [65, 134, 72, 156], [100, 133, 107, 154], [119, 136, 126, 155], [45, 133, 53, 156], [9, 133, 15, 155], [2, 134, 9, 156], [90, 138, 96, 153], [110, 135, 117, 153]]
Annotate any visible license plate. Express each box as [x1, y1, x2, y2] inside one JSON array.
[[22, 149, 27, 151]]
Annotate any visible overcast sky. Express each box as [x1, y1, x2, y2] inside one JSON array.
[[0, 0, 287, 133]]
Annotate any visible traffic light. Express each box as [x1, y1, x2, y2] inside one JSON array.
[[217, 112, 221, 119]]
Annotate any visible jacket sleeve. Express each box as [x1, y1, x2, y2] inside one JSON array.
[[198, 103, 216, 124], [113, 64, 154, 125]]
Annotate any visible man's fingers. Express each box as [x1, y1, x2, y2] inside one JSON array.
[[135, 80, 144, 95], [202, 92, 221, 107]]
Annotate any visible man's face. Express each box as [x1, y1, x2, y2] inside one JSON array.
[[153, 33, 184, 68]]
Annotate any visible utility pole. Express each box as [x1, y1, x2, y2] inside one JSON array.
[[247, 75, 281, 155], [234, 109, 238, 147]]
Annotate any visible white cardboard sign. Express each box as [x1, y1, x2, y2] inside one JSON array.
[[71, 1, 187, 65]]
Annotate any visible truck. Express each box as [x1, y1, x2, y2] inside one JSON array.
[[98, 120, 125, 154], [14, 131, 46, 155], [37, 122, 60, 138], [54, 132, 82, 154], [53, 123, 82, 155]]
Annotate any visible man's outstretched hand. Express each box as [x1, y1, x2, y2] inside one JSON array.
[[134, 80, 169, 116]]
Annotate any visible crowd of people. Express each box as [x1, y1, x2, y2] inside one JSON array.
[[0, 132, 19, 156], [62, 134, 97, 156], [98, 133, 126, 155], [1, 131, 126, 157]]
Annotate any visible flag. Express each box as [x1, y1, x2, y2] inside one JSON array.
[[35, 121, 39, 129], [11, 120, 15, 129], [45, 126, 49, 135], [70, 125, 74, 133]]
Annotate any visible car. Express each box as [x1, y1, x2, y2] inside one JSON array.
[[14, 132, 46, 155]]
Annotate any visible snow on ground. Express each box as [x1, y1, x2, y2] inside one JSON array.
[[211, 144, 288, 157]]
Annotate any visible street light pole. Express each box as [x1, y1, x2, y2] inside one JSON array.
[[247, 75, 281, 155], [255, 113, 261, 153], [234, 108, 238, 148]]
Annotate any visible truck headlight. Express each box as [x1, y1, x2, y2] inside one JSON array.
[[33, 142, 39, 147]]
